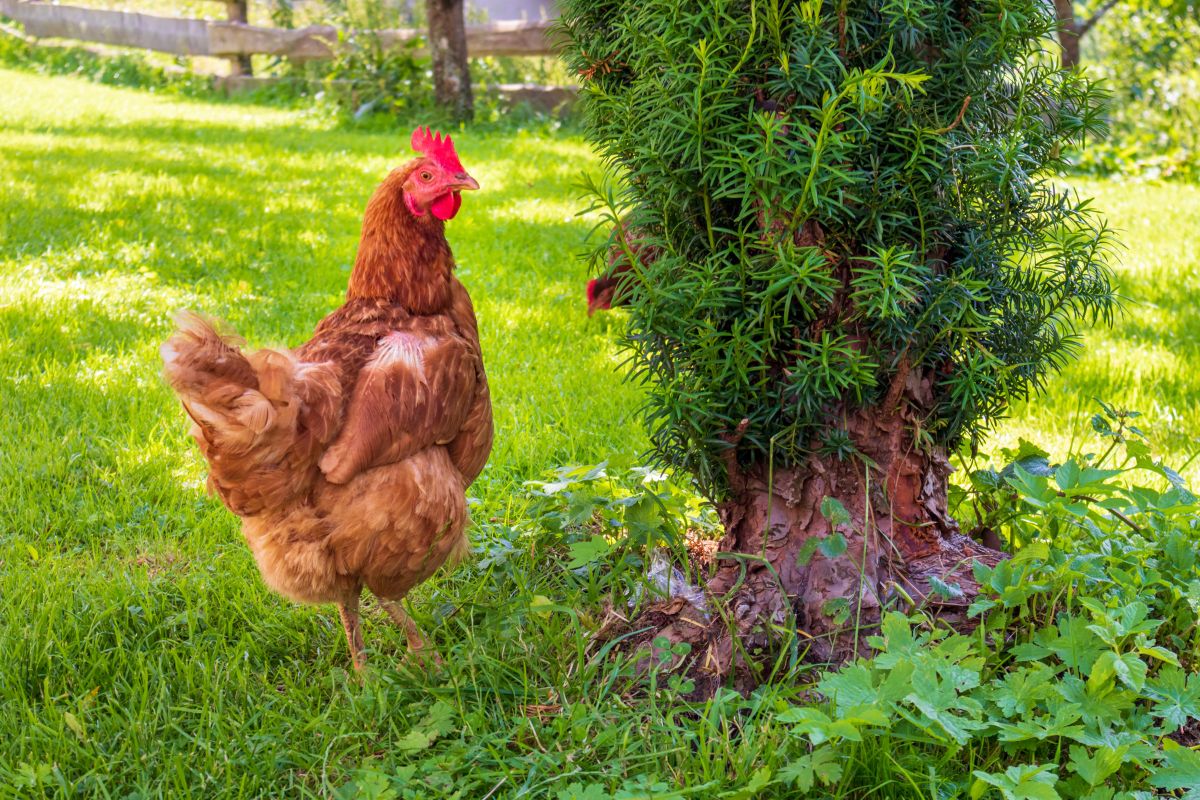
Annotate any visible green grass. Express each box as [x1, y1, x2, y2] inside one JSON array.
[[2, 68, 1199, 798]]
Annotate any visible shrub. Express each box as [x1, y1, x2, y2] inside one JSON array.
[[558, 0, 1121, 669]]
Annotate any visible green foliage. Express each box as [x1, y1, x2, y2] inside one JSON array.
[[560, 0, 1118, 495], [302, 0, 436, 122], [759, 414, 1200, 797], [1, 70, 1198, 798], [520, 461, 720, 597], [509, 406, 1200, 798], [0, 29, 212, 96], [1075, 1, 1200, 179]]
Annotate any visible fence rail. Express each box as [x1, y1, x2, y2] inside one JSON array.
[[0, 0, 560, 61]]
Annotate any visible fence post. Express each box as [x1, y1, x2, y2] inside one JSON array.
[[223, 0, 253, 76]]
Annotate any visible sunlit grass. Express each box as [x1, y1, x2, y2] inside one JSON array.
[[996, 180, 1200, 469], [2, 67, 1198, 797]]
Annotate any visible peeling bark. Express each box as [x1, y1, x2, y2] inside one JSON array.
[[611, 389, 1006, 697]]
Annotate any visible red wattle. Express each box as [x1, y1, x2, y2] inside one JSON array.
[[431, 192, 462, 221]]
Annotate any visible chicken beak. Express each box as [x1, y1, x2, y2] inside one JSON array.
[[452, 173, 480, 192]]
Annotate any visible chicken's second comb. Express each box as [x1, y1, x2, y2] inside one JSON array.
[[411, 126, 465, 174]]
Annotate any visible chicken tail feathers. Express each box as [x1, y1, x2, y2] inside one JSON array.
[[161, 311, 342, 516]]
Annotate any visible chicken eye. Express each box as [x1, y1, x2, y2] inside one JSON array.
[[420, 171, 433, 182]]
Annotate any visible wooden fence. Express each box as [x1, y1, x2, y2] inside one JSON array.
[[0, 0, 573, 105], [0, 0, 559, 60]]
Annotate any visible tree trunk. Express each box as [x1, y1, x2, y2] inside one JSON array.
[[1053, 0, 1081, 68], [427, 0, 474, 122], [620, 401, 1006, 697]]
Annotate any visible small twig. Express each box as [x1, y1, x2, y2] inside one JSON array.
[[932, 95, 971, 135], [1073, 494, 1141, 533], [480, 778, 508, 800]]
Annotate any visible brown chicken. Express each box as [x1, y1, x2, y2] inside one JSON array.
[[161, 128, 492, 670], [585, 216, 657, 315]]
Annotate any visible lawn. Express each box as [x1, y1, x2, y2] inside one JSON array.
[[2, 68, 1200, 797]]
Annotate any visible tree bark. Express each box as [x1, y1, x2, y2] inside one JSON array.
[[616, 396, 1006, 697], [1053, 0, 1081, 68], [427, 0, 474, 122]]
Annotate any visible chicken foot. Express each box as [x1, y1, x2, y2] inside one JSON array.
[[337, 594, 367, 671], [379, 598, 442, 666]]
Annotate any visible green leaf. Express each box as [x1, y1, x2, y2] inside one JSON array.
[[991, 664, 1058, 716], [1010, 541, 1050, 567], [796, 537, 821, 566], [565, 536, 613, 569], [393, 730, 435, 753], [1067, 745, 1127, 787], [624, 495, 663, 529], [719, 766, 772, 799], [971, 763, 1061, 800], [928, 575, 964, 600], [822, 597, 851, 625], [777, 745, 842, 790], [1055, 460, 1080, 490], [1147, 667, 1200, 730], [818, 532, 847, 558], [1150, 740, 1200, 795], [557, 783, 610, 800], [819, 496, 852, 528]]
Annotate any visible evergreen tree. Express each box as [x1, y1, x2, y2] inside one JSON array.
[[559, 0, 1117, 687]]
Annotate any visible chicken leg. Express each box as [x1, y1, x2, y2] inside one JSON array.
[[379, 598, 441, 665], [337, 594, 366, 671]]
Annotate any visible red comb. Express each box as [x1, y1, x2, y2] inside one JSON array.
[[411, 126, 465, 173]]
